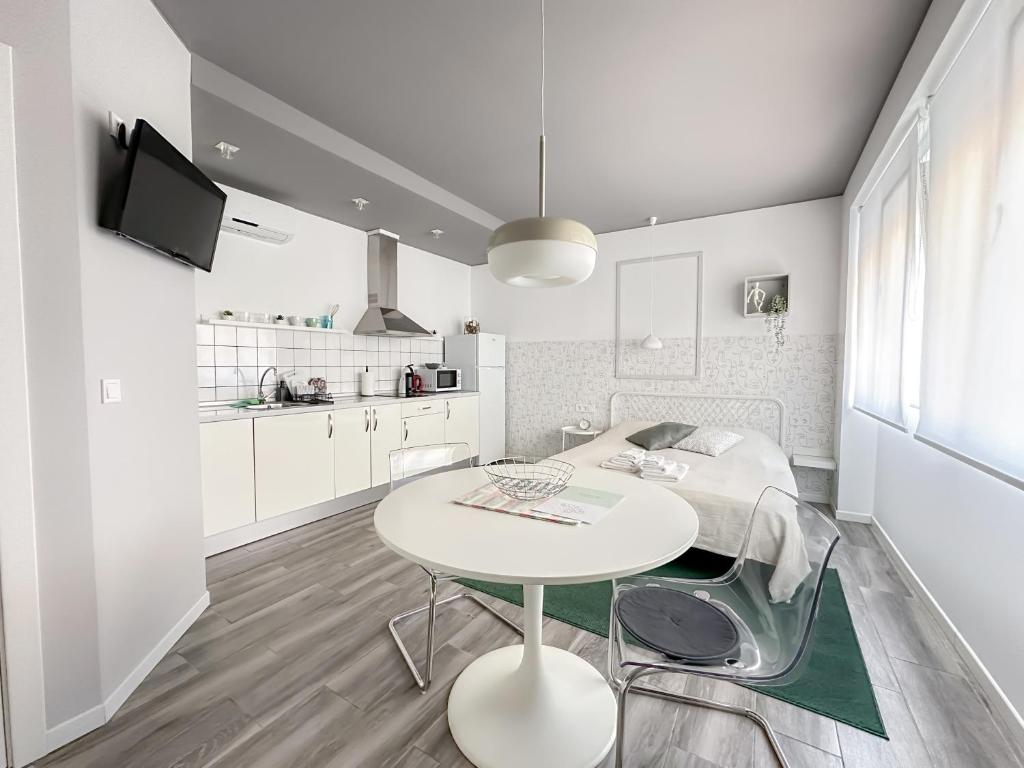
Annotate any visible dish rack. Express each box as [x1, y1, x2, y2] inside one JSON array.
[[291, 392, 334, 405]]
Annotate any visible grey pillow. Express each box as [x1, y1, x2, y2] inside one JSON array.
[[626, 422, 698, 451]]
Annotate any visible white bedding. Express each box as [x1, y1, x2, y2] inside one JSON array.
[[555, 421, 810, 601]]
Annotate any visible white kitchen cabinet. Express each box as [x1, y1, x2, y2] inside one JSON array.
[[254, 411, 335, 520], [333, 407, 371, 498], [444, 396, 480, 456], [370, 403, 403, 486], [200, 419, 256, 536], [403, 412, 445, 448]]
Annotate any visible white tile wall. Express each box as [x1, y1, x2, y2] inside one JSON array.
[[196, 324, 445, 402]]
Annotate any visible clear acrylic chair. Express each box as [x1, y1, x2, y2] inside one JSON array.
[[608, 486, 841, 768], [386, 442, 522, 692]]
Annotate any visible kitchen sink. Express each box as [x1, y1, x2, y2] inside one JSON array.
[[245, 401, 318, 411]]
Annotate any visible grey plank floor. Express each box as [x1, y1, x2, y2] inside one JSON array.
[[33, 504, 1022, 768]]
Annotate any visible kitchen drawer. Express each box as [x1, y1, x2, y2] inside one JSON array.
[[402, 400, 443, 417]]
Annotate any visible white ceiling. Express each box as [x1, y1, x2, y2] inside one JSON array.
[[155, 0, 931, 264]]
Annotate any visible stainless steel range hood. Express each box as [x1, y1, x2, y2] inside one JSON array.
[[353, 229, 433, 337]]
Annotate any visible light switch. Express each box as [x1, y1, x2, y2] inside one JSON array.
[[101, 379, 122, 404]]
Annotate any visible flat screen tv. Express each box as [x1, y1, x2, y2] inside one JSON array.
[[101, 119, 226, 272]]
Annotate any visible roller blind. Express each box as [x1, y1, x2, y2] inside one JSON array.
[[853, 123, 921, 428], [917, 0, 1024, 486]]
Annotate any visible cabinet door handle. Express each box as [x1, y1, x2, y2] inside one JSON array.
[[364, 409, 370, 432], [373, 410, 378, 431], [328, 413, 334, 439], [446, 401, 451, 420], [404, 422, 409, 441]]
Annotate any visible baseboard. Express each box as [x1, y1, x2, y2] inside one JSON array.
[[42, 702, 105, 753], [835, 508, 873, 524], [102, 590, 211, 719], [205, 485, 387, 556], [872, 519, 1024, 759]]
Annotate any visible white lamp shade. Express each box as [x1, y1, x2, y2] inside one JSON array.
[[487, 217, 597, 288]]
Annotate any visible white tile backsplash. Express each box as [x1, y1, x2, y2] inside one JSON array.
[[214, 346, 237, 366], [214, 326, 237, 346], [195, 324, 445, 400], [237, 328, 258, 347], [237, 347, 258, 366], [215, 367, 237, 387]]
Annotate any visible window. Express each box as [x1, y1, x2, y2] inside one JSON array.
[[853, 0, 1024, 488], [916, 0, 1024, 487], [853, 122, 921, 428]]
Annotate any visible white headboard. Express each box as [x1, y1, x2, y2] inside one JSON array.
[[609, 392, 787, 448]]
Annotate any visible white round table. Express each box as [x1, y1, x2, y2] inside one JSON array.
[[374, 466, 699, 768]]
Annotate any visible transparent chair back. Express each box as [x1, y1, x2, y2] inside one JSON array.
[[611, 486, 841, 685], [389, 442, 473, 491]]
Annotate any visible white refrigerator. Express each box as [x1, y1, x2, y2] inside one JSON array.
[[445, 333, 506, 464]]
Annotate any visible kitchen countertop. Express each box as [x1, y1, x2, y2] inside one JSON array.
[[198, 390, 479, 424]]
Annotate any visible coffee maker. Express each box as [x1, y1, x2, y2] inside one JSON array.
[[401, 364, 425, 397]]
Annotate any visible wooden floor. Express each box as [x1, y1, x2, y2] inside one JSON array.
[[34, 504, 1023, 768]]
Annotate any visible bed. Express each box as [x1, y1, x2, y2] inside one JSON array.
[[553, 393, 809, 601]]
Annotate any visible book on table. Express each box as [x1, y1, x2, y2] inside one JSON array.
[[453, 484, 624, 526]]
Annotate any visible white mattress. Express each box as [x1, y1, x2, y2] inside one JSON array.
[[555, 421, 809, 601]]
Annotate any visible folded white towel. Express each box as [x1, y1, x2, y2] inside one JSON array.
[[640, 461, 689, 482], [601, 447, 646, 473], [639, 455, 667, 468]]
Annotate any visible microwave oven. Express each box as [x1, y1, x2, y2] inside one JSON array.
[[416, 367, 462, 392]]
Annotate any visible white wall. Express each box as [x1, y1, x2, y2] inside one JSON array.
[[472, 198, 840, 341], [0, 0, 103, 743], [68, 0, 208, 712], [196, 186, 471, 336], [0, 39, 48, 766], [471, 198, 842, 501], [398, 242, 471, 337], [835, 0, 1024, 722]]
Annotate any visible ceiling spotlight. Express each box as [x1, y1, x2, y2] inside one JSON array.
[[430, 229, 444, 239], [214, 141, 239, 160], [352, 197, 370, 211]]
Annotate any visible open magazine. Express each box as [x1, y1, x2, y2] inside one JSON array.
[[453, 484, 624, 526]]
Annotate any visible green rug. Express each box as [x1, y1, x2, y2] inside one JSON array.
[[458, 548, 887, 738]]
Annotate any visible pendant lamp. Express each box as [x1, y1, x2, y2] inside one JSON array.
[[486, 0, 597, 288], [641, 216, 663, 350]]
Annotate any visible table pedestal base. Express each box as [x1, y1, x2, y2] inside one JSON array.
[[447, 586, 616, 768]]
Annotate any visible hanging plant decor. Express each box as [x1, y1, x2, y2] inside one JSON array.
[[766, 295, 788, 348]]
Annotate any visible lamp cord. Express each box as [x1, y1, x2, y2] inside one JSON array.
[[649, 220, 655, 333], [540, 0, 545, 137]]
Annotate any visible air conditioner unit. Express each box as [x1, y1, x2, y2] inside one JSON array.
[[219, 187, 295, 245]]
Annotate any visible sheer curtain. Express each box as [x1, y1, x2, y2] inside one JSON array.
[[918, 0, 1024, 486], [853, 124, 920, 428]]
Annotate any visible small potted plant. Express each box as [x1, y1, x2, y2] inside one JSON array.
[[220, 309, 234, 320], [274, 314, 287, 325], [766, 295, 787, 348]]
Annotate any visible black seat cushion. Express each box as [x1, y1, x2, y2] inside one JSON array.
[[614, 587, 741, 665]]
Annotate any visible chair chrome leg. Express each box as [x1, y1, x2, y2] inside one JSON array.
[[613, 673, 791, 768], [387, 580, 523, 693]]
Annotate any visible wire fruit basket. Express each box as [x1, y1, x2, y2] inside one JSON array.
[[483, 457, 575, 501]]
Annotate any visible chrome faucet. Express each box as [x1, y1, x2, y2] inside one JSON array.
[[258, 366, 278, 402]]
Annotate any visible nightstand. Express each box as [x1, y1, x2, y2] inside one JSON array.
[[561, 425, 603, 452]]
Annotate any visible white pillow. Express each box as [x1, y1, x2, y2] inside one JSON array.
[[674, 427, 744, 457]]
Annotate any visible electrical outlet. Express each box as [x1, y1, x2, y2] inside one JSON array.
[[575, 403, 590, 413]]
